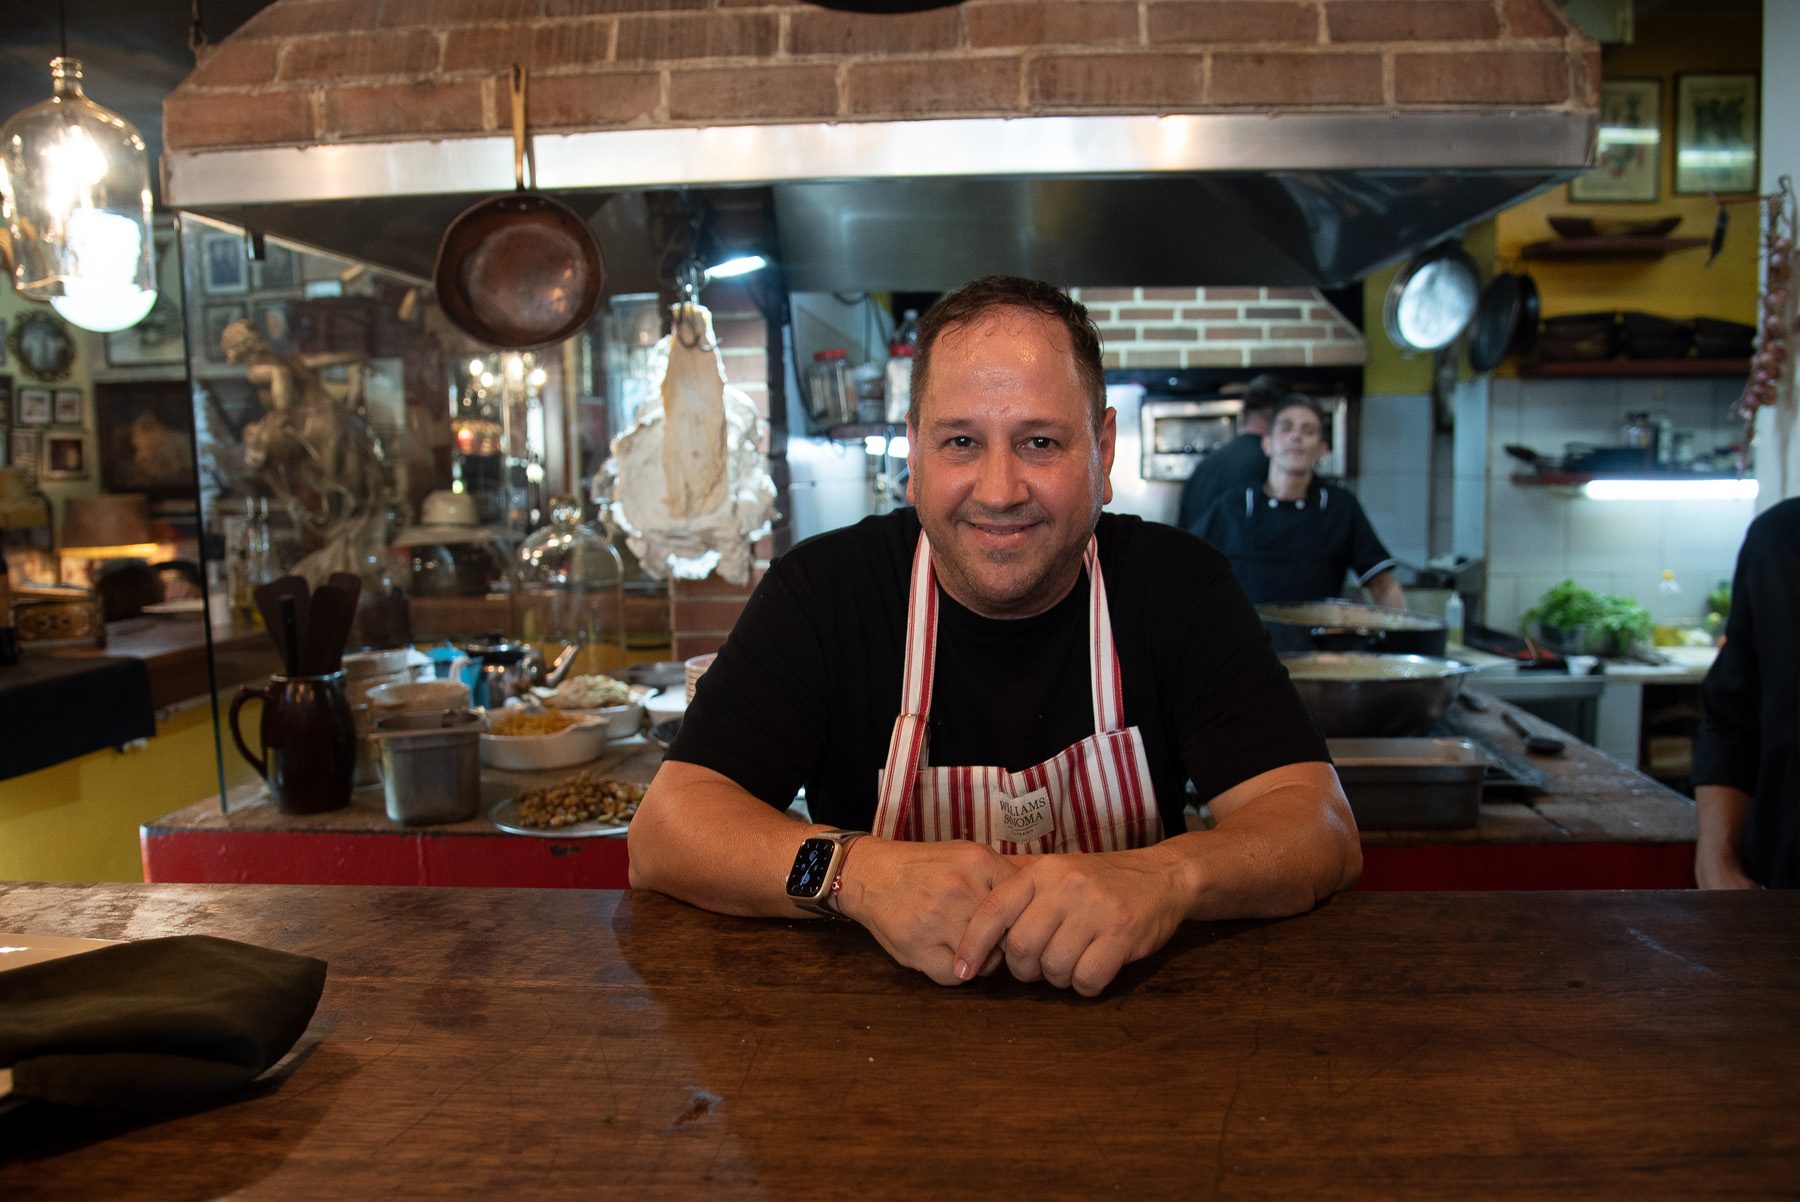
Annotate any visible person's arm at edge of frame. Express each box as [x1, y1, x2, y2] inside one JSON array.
[[1694, 784, 1759, 889]]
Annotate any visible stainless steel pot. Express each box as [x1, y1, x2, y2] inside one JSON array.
[[1281, 652, 1472, 738], [1260, 600, 1448, 657]]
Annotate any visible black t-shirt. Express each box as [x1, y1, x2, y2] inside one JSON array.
[[1694, 496, 1800, 887], [1177, 433, 1269, 531], [669, 508, 1328, 837], [1193, 480, 1396, 605]]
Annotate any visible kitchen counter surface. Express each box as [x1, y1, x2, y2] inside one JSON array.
[[143, 694, 1695, 891], [2, 881, 1794, 1200]]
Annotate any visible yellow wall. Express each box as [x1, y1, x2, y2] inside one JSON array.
[[0, 704, 257, 883], [1496, 2, 1762, 327], [1365, 1, 1761, 389]]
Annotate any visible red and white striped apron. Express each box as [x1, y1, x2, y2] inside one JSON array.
[[872, 533, 1165, 854]]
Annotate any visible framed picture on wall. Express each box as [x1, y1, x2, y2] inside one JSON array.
[[201, 303, 249, 364], [200, 229, 249, 295], [1571, 79, 1661, 203], [53, 389, 84, 426], [11, 430, 41, 484], [16, 388, 51, 426], [41, 433, 88, 481], [1675, 73, 1759, 195], [96, 380, 198, 501], [252, 242, 301, 290]]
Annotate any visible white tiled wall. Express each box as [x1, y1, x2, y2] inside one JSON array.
[[1349, 393, 1436, 569], [1477, 376, 1752, 632]]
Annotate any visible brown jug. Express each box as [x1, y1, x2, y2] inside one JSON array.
[[229, 671, 356, 814]]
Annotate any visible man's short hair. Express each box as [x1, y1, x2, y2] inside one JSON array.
[[1240, 373, 1290, 418], [910, 276, 1106, 429], [1269, 395, 1329, 445]]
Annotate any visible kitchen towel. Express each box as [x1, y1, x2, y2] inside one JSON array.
[[0, 935, 326, 1109]]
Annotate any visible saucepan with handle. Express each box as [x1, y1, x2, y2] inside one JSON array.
[[434, 65, 603, 351]]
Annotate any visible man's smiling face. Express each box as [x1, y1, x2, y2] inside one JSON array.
[[907, 306, 1114, 619]]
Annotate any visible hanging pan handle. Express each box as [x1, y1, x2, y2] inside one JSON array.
[[510, 63, 534, 192]]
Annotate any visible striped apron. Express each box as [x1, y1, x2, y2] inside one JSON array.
[[872, 533, 1164, 854]]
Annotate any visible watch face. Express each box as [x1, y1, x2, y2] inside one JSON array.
[[785, 838, 837, 898]]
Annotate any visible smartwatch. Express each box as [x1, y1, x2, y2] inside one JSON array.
[[785, 830, 868, 918]]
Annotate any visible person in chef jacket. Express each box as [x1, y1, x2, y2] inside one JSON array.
[[630, 276, 1360, 997], [1192, 396, 1406, 610], [1176, 372, 1283, 531]]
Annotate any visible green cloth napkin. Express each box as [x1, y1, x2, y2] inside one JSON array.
[[0, 935, 327, 1109]]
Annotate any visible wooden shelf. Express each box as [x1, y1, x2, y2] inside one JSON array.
[[1521, 236, 1710, 261], [1517, 358, 1749, 378]]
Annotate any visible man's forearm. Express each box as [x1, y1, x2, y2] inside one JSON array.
[[1160, 764, 1363, 920], [627, 760, 823, 918], [1366, 570, 1405, 611]]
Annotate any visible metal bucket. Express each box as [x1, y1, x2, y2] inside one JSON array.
[[370, 709, 485, 826], [1280, 652, 1472, 738]]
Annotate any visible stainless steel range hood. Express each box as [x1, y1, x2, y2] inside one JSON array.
[[164, 111, 1592, 292]]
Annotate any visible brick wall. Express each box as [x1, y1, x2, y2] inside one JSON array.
[[1071, 285, 1366, 369], [165, 0, 1593, 151]]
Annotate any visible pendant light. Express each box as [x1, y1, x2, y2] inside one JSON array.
[[0, 4, 157, 333]]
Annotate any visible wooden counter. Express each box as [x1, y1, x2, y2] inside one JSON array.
[[52, 614, 278, 712], [2, 882, 1794, 1200]]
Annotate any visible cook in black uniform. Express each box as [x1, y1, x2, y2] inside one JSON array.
[[1193, 396, 1405, 609], [1175, 373, 1284, 531]]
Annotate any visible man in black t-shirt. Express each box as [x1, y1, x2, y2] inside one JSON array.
[[630, 277, 1362, 997], [1195, 397, 1405, 608]]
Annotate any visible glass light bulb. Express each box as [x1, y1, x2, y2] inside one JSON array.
[[0, 58, 155, 308]]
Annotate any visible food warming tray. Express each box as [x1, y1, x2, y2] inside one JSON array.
[[1327, 737, 1492, 830]]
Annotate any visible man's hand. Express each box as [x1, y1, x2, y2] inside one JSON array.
[[836, 839, 1018, 986], [951, 848, 1190, 998]]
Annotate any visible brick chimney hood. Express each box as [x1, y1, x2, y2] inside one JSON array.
[[162, 0, 1598, 289]]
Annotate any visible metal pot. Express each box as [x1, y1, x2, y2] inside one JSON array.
[[1281, 651, 1472, 738], [433, 66, 603, 351], [1259, 600, 1449, 657]]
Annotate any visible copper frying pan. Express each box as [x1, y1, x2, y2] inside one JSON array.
[[434, 66, 603, 351]]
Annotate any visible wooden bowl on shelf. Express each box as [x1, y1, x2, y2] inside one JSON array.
[[1547, 215, 1683, 239]]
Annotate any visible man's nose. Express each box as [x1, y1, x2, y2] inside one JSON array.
[[972, 447, 1028, 509]]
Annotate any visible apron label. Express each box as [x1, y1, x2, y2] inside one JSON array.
[[998, 787, 1055, 844]]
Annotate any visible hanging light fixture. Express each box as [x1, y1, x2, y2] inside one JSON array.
[[0, 4, 156, 333]]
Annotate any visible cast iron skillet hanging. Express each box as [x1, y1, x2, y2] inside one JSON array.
[[434, 66, 603, 351], [1467, 271, 1540, 374]]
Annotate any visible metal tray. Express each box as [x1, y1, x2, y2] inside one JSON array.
[[1327, 737, 1491, 830]]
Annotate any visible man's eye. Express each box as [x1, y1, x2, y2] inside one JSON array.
[[1025, 437, 1057, 451], [945, 436, 974, 449]]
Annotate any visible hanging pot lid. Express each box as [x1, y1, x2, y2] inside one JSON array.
[[1382, 242, 1481, 352], [1467, 271, 1542, 374]]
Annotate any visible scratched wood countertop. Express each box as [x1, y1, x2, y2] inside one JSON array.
[[1, 883, 1794, 1200]]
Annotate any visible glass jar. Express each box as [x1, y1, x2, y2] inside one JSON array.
[[806, 348, 855, 430], [514, 495, 625, 678]]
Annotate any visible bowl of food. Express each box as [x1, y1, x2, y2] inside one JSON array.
[[481, 707, 610, 771], [533, 673, 653, 740]]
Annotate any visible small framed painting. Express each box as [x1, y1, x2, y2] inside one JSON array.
[[11, 430, 41, 484], [41, 433, 88, 481], [1675, 73, 1759, 195], [53, 388, 84, 426], [202, 303, 249, 364], [252, 242, 301, 290], [1571, 79, 1661, 203], [200, 229, 249, 295], [17, 387, 52, 426]]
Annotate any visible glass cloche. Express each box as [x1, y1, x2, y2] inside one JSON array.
[[514, 495, 625, 677]]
